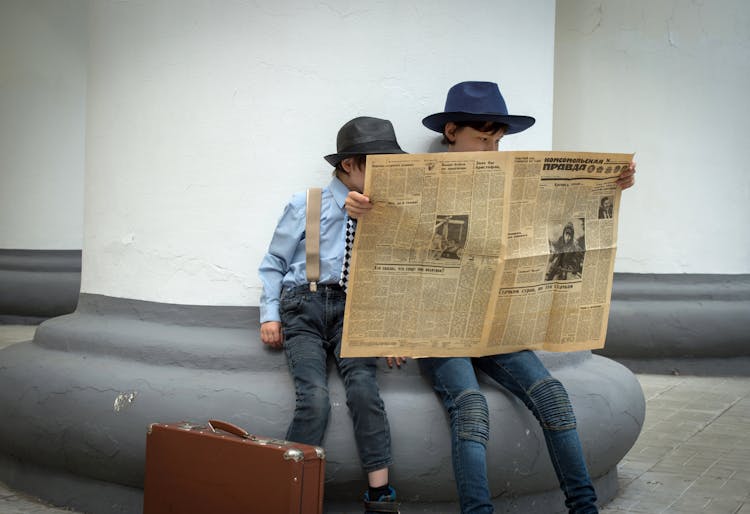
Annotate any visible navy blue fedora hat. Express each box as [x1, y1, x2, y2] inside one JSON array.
[[422, 81, 536, 135], [324, 116, 405, 167]]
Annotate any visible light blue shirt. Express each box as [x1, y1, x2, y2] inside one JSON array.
[[258, 177, 349, 323]]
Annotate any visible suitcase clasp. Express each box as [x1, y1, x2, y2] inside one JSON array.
[[176, 422, 203, 431], [283, 448, 304, 462]]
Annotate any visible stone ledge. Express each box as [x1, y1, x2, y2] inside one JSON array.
[[0, 250, 81, 323], [0, 293, 645, 513], [601, 273, 750, 359]]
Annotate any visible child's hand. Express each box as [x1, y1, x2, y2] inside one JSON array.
[[617, 161, 636, 190], [260, 321, 283, 349], [345, 191, 373, 219], [385, 357, 407, 368]]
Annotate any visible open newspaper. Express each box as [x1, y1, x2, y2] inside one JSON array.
[[341, 151, 633, 358]]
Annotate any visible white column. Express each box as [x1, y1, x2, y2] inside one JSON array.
[[0, 0, 86, 250], [82, 0, 555, 306], [0, 0, 86, 321], [554, 0, 750, 273]]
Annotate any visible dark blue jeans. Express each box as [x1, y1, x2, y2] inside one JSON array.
[[281, 284, 392, 473], [419, 351, 597, 514]]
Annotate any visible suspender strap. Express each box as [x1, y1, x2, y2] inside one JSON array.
[[305, 188, 322, 291]]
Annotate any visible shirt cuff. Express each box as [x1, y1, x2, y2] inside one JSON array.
[[259, 304, 280, 324]]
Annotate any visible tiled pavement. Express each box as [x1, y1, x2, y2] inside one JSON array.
[[1, 326, 749, 514], [600, 373, 750, 513], [0, 325, 37, 351], [0, 485, 75, 514]]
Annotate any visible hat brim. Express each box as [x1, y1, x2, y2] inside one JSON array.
[[422, 112, 536, 135], [324, 147, 405, 167]]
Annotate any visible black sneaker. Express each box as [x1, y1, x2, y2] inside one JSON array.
[[363, 485, 400, 513]]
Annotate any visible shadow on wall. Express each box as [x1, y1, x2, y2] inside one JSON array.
[[0, 250, 81, 324]]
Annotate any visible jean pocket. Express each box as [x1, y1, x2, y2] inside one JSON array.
[[280, 294, 304, 317]]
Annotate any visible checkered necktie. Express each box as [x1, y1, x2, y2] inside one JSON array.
[[339, 217, 357, 292]]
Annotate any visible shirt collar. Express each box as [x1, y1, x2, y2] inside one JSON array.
[[329, 176, 350, 210]]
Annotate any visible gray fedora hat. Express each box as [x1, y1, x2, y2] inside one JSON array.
[[422, 81, 536, 135], [324, 116, 405, 167]]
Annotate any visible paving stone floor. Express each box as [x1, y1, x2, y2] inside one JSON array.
[[600, 372, 750, 513], [1, 325, 749, 514]]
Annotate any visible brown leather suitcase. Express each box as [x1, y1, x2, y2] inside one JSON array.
[[143, 419, 325, 514]]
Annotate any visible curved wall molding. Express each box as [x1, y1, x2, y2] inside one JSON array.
[[0, 293, 645, 513], [601, 274, 750, 366], [0, 250, 81, 324]]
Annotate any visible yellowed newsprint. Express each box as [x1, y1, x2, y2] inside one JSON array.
[[340, 151, 634, 358]]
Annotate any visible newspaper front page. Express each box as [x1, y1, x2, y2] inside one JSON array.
[[341, 151, 633, 358]]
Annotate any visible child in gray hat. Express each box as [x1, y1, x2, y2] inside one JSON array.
[[259, 117, 405, 513]]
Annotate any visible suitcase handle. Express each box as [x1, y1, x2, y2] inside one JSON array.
[[207, 420, 295, 449], [208, 419, 251, 439]]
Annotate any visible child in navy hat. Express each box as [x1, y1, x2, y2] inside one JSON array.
[[345, 81, 636, 514]]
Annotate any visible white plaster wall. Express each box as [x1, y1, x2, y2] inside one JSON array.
[[83, 0, 555, 305], [554, 0, 750, 273], [0, 0, 86, 250]]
